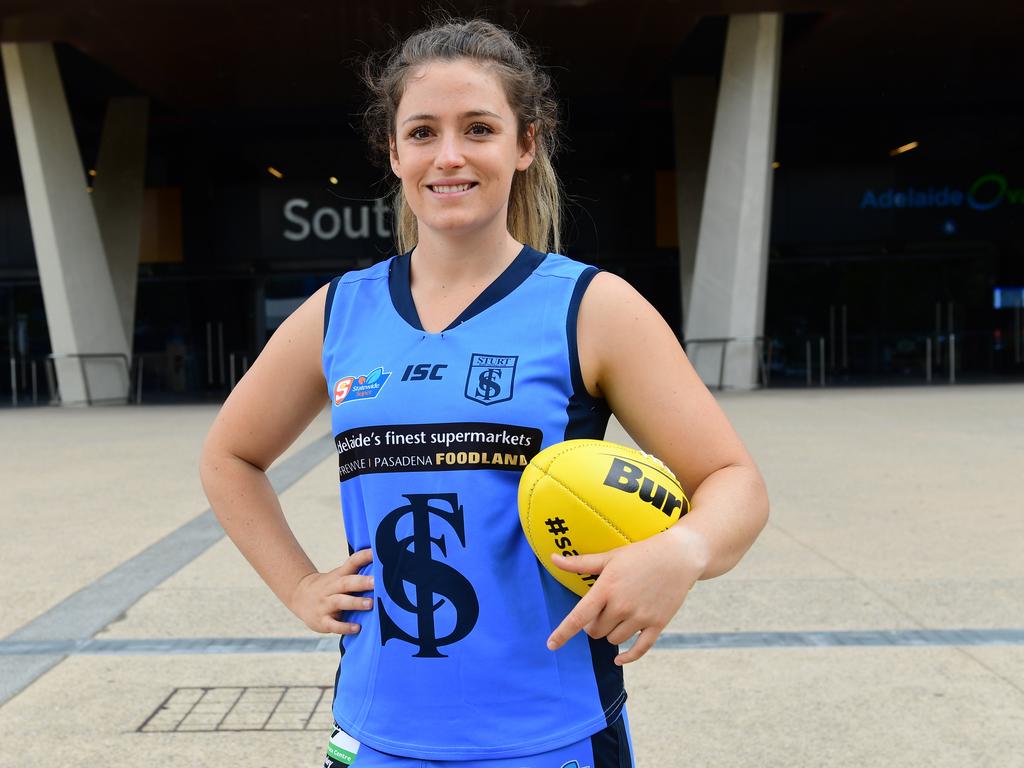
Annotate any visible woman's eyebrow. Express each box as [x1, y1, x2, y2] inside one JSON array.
[[402, 109, 503, 125]]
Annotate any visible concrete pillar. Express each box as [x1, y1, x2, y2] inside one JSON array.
[[684, 13, 782, 390], [2, 42, 130, 404], [671, 75, 718, 335], [93, 97, 149, 343]]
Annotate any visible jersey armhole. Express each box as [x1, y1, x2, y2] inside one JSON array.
[[324, 276, 343, 340], [565, 267, 612, 440], [567, 266, 602, 399]]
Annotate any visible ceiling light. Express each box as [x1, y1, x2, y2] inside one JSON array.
[[267, 166, 284, 179], [889, 141, 919, 157], [329, 176, 338, 185]]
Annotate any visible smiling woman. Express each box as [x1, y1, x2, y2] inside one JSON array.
[[199, 11, 768, 768], [385, 56, 536, 263], [359, 20, 564, 269]]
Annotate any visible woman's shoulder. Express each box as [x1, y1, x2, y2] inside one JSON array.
[[533, 250, 600, 279], [334, 255, 395, 286], [321, 256, 399, 337]]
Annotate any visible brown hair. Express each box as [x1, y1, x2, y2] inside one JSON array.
[[359, 13, 565, 256]]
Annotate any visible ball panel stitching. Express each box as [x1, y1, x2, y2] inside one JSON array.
[[538, 467, 634, 544]]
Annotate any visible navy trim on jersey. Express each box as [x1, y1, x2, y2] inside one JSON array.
[[324, 276, 343, 340], [587, 637, 626, 726], [564, 266, 613, 441], [589, 711, 633, 768], [331, 637, 344, 703], [387, 251, 416, 328], [387, 244, 545, 332], [564, 265, 621, 721], [455, 245, 545, 328]]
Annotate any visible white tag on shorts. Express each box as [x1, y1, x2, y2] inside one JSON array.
[[326, 726, 361, 766]]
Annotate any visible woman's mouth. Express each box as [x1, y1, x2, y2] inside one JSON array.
[[428, 182, 478, 197]]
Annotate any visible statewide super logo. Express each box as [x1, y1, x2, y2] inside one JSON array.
[[333, 366, 391, 406], [464, 353, 518, 405]]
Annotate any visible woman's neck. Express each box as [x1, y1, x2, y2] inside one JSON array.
[[409, 229, 524, 292]]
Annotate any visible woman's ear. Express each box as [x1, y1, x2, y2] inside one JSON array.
[[517, 123, 537, 172], [389, 135, 401, 178]]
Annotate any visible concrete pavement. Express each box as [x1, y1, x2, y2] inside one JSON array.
[[1, 386, 1022, 767]]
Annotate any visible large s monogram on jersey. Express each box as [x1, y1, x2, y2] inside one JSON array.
[[375, 492, 478, 658], [321, 245, 622, 761]]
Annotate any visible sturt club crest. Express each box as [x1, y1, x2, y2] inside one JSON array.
[[464, 353, 518, 405]]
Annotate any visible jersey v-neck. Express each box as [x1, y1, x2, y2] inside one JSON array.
[[388, 243, 548, 334]]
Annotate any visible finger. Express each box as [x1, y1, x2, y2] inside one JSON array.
[[547, 593, 605, 650], [585, 606, 627, 640], [614, 628, 659, 665], [550, 551, 607, 575], [606, 618, 643, 646], [336, 548, 374, 574], [330, 562, 374, 586], [321, 617, 363, 636], [328, 593, 374, 614], [336, 573, 375, 594]]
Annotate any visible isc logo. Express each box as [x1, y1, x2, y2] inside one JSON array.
[[402, 363, 447, 381], [602, 457, 685, 517]]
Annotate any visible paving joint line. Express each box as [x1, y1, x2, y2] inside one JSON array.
[[3, 629, 1024, 656], [765, 519, 936, 632], [0, 434, 335, 707]]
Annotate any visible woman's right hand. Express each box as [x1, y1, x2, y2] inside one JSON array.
[[289, 548, 375, 635]]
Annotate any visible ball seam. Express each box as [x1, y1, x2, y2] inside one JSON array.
[[523, 465, 546, 556], [529, 440, 634, 544], [540, 470, 633, 544], [525, 441, 597, 556]]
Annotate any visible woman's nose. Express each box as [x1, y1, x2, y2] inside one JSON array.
[[435, 133, 465, 168]]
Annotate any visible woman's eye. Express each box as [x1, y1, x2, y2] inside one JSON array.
[[468, 123, 492, 135]]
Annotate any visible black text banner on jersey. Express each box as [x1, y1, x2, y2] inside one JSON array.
[[334, 422, 544, 481]]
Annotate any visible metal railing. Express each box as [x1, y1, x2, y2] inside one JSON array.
[[683, 332, 961, 389], [925, 334, 957, 384], [682, 336, 771, 391], [0, 324, 1002, 406], [766, 331, 972, 386], [132, 355, 144, 404], [804, 336, 826, 387], [8, 355, 44, 406], [8, 346, 253, 406], [228, 351, 250, 390]]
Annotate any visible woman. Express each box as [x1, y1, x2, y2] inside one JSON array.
[[200, 15, 768, 768]]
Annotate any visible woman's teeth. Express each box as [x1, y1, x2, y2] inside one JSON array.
[[431, 183, 474, 193]]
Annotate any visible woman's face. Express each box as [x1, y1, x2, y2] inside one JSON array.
[[390, 58, 535, 240]]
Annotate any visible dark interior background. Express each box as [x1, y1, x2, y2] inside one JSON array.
[[1, 0, 1021, 393]]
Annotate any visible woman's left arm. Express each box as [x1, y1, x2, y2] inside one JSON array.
[[546, 271, 770, 664]]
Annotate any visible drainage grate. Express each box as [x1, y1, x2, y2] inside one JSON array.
[[138, 685, 334, 732]]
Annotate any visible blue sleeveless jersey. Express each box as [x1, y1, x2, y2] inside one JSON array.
[[321, 244, 621, 760]]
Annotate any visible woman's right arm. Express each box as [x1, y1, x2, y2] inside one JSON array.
[[198, 283, 373, 636]]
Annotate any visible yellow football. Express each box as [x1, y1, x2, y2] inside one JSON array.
[[518, 439, 690, 596]]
